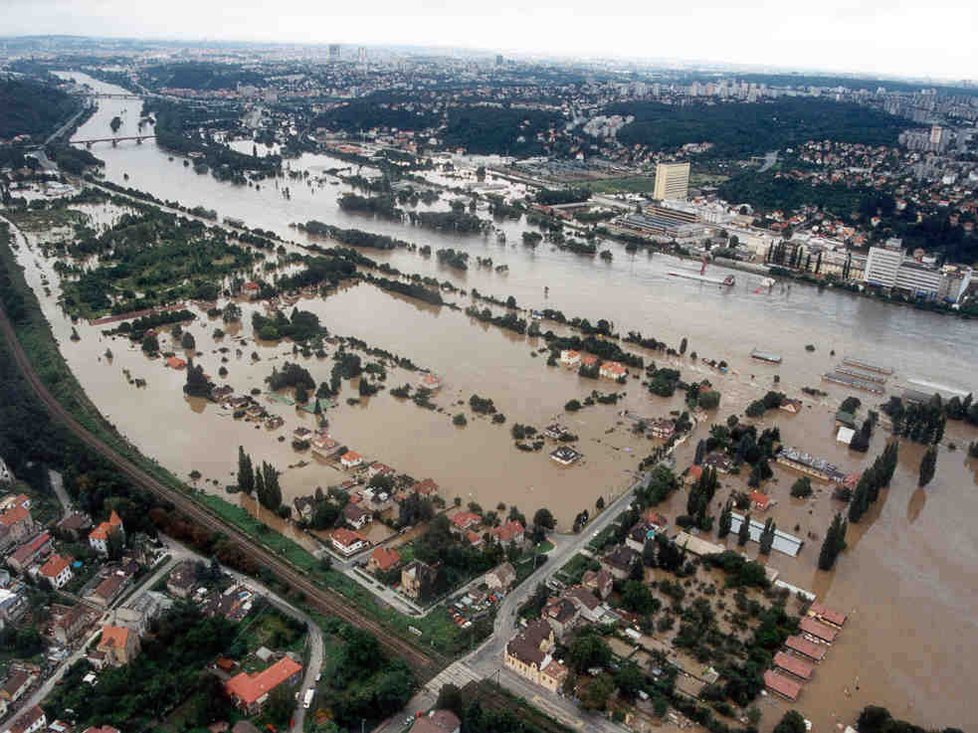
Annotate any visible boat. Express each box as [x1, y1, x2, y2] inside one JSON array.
[[667, 271, 735, 286], [751, 349, 783, 364]]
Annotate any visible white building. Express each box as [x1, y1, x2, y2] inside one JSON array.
[[865, 238, 972, 302], [652, 162, 690, 201], [864, 239, 905, 288]]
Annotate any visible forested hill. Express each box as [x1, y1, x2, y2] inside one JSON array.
[[604, 98, 914, 157], [0, 77, 80, 140]]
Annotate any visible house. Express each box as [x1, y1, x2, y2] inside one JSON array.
[[702, 452, 733, 474], [365, 462, 395, 481], [490, 520, 525, 545], [808, 601, 848, 628], [291, 426, 313, 444], [3, 705, 45, 733], [53, 604, 91, 646], [763, 670, 802, 702], [409, 710, 460, 733], [601, 545, 640, 581], [112, 591, 171, 634], [543, 597, 580, 638], [343, 502, 372, 530], [225, 656, 303, 714], [450, 512, 481, 533], [834, 410, 857, 429], [339, 451, 363, 469], [38, 554, 73, 590], [7, 532, 52, 573], [310, 435, 340, 457], [240, 281, 260, 300], [366, 547, 401, 575], [417, 373, 443, 391], [0, 670, 34, 703], [166, 560, 198, 599], [599, 361, 627, 380], [89, 511, 124, 555], [96, 625, 140, 667], [401, 560, 437, 601], [86, 571, 131, 608], [558, 350, 581, 367], [504, 619, 567, 693], [563, 586, 606, 624], [411, 478, 439, 497], [0, 495, 29, 513], [779, 398, 803, 414], [0, 506, 34, 549], [485, 562, 516, 591], [165, 356, 187, 370], [648, 419, 676, 441], [581, 568, 613, 600], [580, 354, 599, 369], [0, 588, 28, 627], [625, 521, 660, 553], [329, 528, 369, 557], [549, 446, 582, 466], [749, 491, 771, 512], [465, 530, 483, 547], [56, 512, 92, 541]]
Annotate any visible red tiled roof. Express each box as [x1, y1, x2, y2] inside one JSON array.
[[749, 491, 770, 508], [808, 601, 847, 627], [39, 553, 71, 579], [225, 657, 302, 706], [450, 511, 480, 529], [0, 505, 29, 526], [764, 670, 802, 701], [90, 511, 123, 541], [340, 451, 362, 463], [491, 520, 524, 543], [799, 616, 839, 643], [369, 547, 401, 572], [413, 478, 439, 495], [99, 625, 131, 650], [774, 651, 815, 680], [166, 356, 187, 369], [331, 528, 366, 548], [785, 635, 826, 661]]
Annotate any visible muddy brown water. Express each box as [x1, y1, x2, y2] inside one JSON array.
[[13, 72, 975, 730]]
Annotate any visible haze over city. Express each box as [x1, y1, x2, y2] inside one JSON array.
[[6, 0, 978, 81]]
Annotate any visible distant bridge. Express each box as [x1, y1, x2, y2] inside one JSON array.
[[70, 135, 156, 147], [80, 92, 143, 101]]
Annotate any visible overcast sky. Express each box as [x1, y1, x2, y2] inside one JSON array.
[[6, 0, 977, 82]]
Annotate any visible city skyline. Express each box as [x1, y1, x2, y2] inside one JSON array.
[[5, 0, 978, 83]]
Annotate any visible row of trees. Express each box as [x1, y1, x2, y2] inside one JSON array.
[[236, 446, 283, 513], [848, 443, 899, 523]]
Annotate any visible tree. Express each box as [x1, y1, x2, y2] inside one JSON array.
[[773, 711, 808, 733], [759, 518, 776, 555], [141, 332, 159, 354], [621, 580, 657, 615], [789, 476, 812, 498], [737, 512, 751, 546], [595, 496, 605, 510], [180, 331, 196, 350], [694, 439, 706, 465], [580, 673, 615, 712], [679, 337, 688, 355], [435, 683, 463, 715], [237, 447, 254, 495], [533, 507, 556, 531], [258, 461, 282, 510], [818, 513, 848, 570], [918, 445, 938, 487], [614, 661, 644, 702], [568, 631, 611, 673], [183, 360, 211, 398]]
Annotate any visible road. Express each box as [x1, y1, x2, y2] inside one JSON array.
[[47, 469, 72, 519]]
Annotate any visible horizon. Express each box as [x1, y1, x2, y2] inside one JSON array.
[[4, 0, 978, 84]]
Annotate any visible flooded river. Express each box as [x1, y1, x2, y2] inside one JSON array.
[[19, 72, 977, 730]]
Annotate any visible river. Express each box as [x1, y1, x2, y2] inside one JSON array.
[[20, 72, 976, 731]]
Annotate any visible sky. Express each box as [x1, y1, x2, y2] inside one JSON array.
[[5, 0, 978, 82]]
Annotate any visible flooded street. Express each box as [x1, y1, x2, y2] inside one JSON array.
[[12, 71, 974, 730]]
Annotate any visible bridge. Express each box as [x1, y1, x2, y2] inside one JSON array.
[[78, 92, 143, 101], [70, 135, 156, 147]]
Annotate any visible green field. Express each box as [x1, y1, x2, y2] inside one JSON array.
[[582, 175, 653, 194]]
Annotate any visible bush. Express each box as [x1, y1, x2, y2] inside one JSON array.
[[789, 477, 813, 498], [452, 413, 467, 426], [565, 399, 582, 412]]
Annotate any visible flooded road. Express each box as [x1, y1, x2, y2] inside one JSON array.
[[17, 71, 977, 730]]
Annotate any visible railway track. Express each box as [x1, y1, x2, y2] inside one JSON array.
[[0, 302, 440, 678]]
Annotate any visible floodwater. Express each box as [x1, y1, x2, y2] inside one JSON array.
[[15, 71, 975, 730]]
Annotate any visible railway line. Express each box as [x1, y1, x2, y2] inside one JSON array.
[[0, 301, 440, 678]]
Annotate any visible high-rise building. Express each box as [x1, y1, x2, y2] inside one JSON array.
[[495, 54, 504, 66], [652, 162, 690, 201], [357, 46, 367, 64], [328, 44, 340, 62], [864, 238, 905, 288]]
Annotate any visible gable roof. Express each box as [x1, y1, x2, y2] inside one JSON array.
[[491, 520, 524, 543], [90, 511, 123, 541], [39, 554, 72, 579], [369, 547, 401, 572], [331, 527, 366, 548], [225, 656, 303, 706], [99, 625, 131, 650], [0, 506, 29, 527]]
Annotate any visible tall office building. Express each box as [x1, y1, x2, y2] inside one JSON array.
[[652, 162, 690, 201], [328, 44, 341, 62]]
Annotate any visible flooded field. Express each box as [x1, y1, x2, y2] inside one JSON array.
[[8, 71, 974, 730]]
